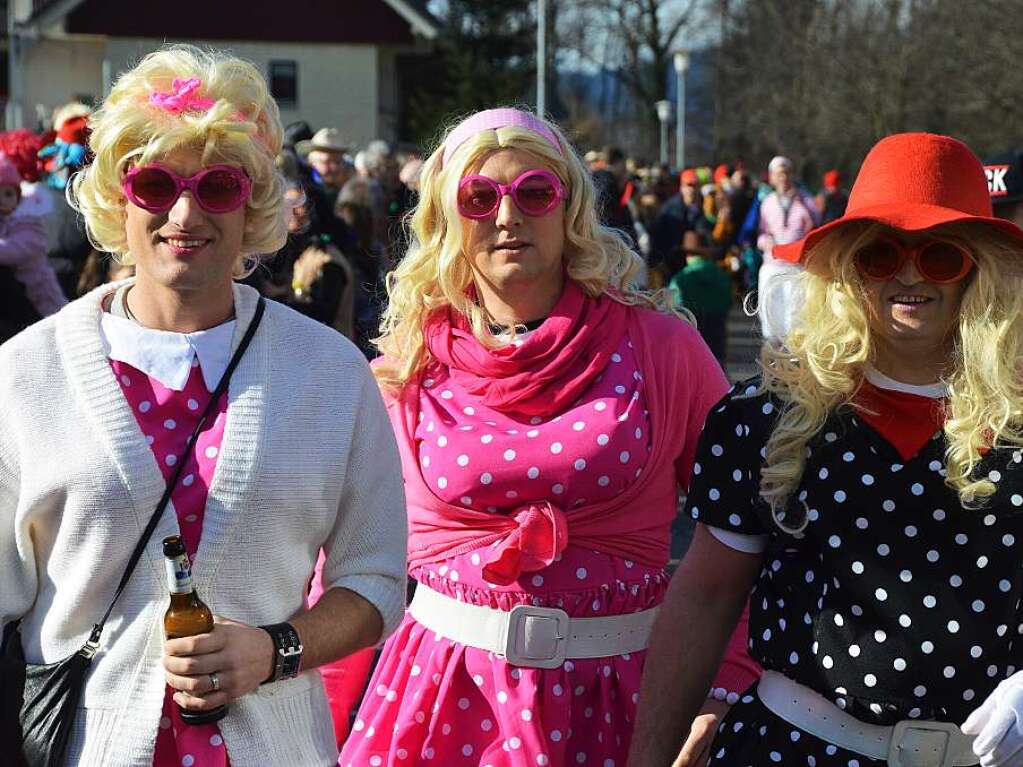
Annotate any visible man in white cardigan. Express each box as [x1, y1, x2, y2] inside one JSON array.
[[0, 47, 407, 766]]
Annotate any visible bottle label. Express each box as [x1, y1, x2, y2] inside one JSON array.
[[165, 552, 194, 595]]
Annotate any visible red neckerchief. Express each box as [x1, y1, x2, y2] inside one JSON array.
[[851, 381, 946, 461]]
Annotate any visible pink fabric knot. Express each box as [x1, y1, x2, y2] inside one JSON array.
[[481, 501, 568, 586], [149, 78, 216, 114]]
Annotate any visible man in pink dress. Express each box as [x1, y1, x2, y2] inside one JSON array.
[[338, 108, 760, 767]]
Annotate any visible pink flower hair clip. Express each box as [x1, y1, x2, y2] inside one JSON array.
[[149, 77, 216, 114]]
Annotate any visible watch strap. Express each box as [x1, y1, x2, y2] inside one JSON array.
[[260, 621, 303, 683]]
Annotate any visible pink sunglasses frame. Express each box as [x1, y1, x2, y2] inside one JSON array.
[[457, 169, 566, 220], [121, 162, 252, 214]]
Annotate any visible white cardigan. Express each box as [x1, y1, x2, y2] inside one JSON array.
[[0, 281, 408, 766]]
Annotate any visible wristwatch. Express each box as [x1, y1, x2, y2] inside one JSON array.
[[260, 622, 303, 683]]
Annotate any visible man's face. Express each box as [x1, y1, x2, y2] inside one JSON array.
[[770, 165, 793, 193], [308, 150, 344, 186]]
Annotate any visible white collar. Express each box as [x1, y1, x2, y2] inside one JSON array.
[[99, 311, 237, 392], [864, 365, 948, 399]]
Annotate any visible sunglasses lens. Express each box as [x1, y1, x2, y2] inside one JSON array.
[[515, 173, 559, 215], [919, 242, 970, 282], [855, 241, 902, 280], [128, 167, 178, 210], [197, 168, 247, 212], [458, 179, 499, 217]]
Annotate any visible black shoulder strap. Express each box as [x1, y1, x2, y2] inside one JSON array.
[[83, 297, 267, 652]]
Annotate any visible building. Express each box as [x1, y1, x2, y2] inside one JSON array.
[[5, 0, 439, 146]]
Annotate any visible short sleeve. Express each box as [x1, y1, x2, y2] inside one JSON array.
[[684, 383, 772, 536]]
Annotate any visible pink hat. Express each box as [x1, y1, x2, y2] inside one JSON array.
[[442, 108, 563, 167], [0, 154, 22, 187]]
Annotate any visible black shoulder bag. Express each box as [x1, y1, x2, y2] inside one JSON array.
[[0, 297, 265, 767]]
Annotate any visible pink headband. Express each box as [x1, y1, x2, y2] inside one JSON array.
[[441, 108, 563, 167]]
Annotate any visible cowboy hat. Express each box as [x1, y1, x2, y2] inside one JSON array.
[[295, 127, 350, 157], [775, 132, 1023, 265]]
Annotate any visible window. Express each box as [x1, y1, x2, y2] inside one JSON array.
[[269, 60, 298, 108]]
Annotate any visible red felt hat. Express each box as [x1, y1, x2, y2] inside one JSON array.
[[775, 132, 1023, 264]]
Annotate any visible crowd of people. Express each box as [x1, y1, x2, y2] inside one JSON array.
[[5, 42, 1023, 767]]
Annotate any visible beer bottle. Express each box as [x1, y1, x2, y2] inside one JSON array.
[[162, 535, 227, 725]]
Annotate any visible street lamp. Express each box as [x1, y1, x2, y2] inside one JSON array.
[[655, 99, 672, 166], [537, 0, 546, 116], [673, 50, 690, 170]]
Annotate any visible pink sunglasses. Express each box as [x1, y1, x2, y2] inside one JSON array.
[[121, 162, 252, 214], [457, 169, 566, 219]]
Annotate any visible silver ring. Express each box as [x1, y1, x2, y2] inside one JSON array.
[[209, 672, 220, 692]]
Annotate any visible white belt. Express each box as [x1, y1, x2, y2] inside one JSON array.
[[758, 671, 978, 767], [408, 582, 658, 669]]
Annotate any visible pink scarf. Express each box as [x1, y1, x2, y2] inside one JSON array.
[[423, 280, 629, 416], [382, 293, 730, 582]]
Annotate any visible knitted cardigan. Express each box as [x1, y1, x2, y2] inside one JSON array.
[[0, 280, 408, 766]]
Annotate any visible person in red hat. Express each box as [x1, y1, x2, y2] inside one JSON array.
[[816, 168, 849, 225], [628, 132, 1023, 767]]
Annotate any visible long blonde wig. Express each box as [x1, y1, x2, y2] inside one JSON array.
[[760, 221, 1023, 529], [70, 45, 287, 274], [375, 112, 678, 389]]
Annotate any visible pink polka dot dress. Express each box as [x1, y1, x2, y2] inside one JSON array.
[[110, 357, 230, 767], [340, 333, 665, 766]]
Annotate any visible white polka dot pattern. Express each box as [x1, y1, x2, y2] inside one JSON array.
[[688, 378, 1023, 755]]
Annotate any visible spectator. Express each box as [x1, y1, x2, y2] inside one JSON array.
[[593, 145, 639, 247], [669, 220, 732, 365], [296, 127, 357, 249], [649, 168, 705, 281], [816, 168, 849, 225], [0, 153, 66, 342], [756, 155, 820, 340]]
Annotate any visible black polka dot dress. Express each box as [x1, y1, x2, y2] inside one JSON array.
[[688, 377, 1023, 766]]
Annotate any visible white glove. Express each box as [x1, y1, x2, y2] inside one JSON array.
[[963, 670, 1023, 767]]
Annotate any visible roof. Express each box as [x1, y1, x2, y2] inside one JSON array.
[[21, 0, 439, 42]]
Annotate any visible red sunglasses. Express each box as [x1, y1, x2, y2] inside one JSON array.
[[121, 163, 252, 214], [457, 169, 566, 220], [853, 237, 975, 284]]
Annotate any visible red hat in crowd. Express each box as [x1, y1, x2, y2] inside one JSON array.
[[775, 132, 1023, 264], [679, 168, 699, 186], [822, 169, 841, 191], [713, 164, 730, 184]]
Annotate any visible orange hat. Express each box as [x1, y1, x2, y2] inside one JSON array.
[[822, 169, 841, 190], [679, 168, 698, 186], [774, 133, 1023, 264]]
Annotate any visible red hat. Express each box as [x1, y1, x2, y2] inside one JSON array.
[[679, 168, 698, 186], [822, 169, 841, 190], [713, 163, 730, 184], [775, 133, 1023, 264]]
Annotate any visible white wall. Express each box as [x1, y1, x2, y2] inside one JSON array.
[[22, 39, 105, 127], [102, 38, 385, 146]]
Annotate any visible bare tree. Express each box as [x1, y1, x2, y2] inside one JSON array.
[[560, 0, 715, 156]]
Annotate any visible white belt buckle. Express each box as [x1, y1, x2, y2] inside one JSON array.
[[503, 604, 570, 669], [888, 720, 960, 767]]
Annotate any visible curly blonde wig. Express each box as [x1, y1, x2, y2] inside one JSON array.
[[759, 221, 1023, 530], [70, 45, 287, 274], [374, 111, 681, 390]]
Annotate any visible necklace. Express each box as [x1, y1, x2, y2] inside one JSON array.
[[487, 316, 546, 335]]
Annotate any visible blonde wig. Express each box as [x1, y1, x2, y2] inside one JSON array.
[[70, 45, 287, 274], [375, 112, 680, 389], [759, 221, 1023, 531]]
